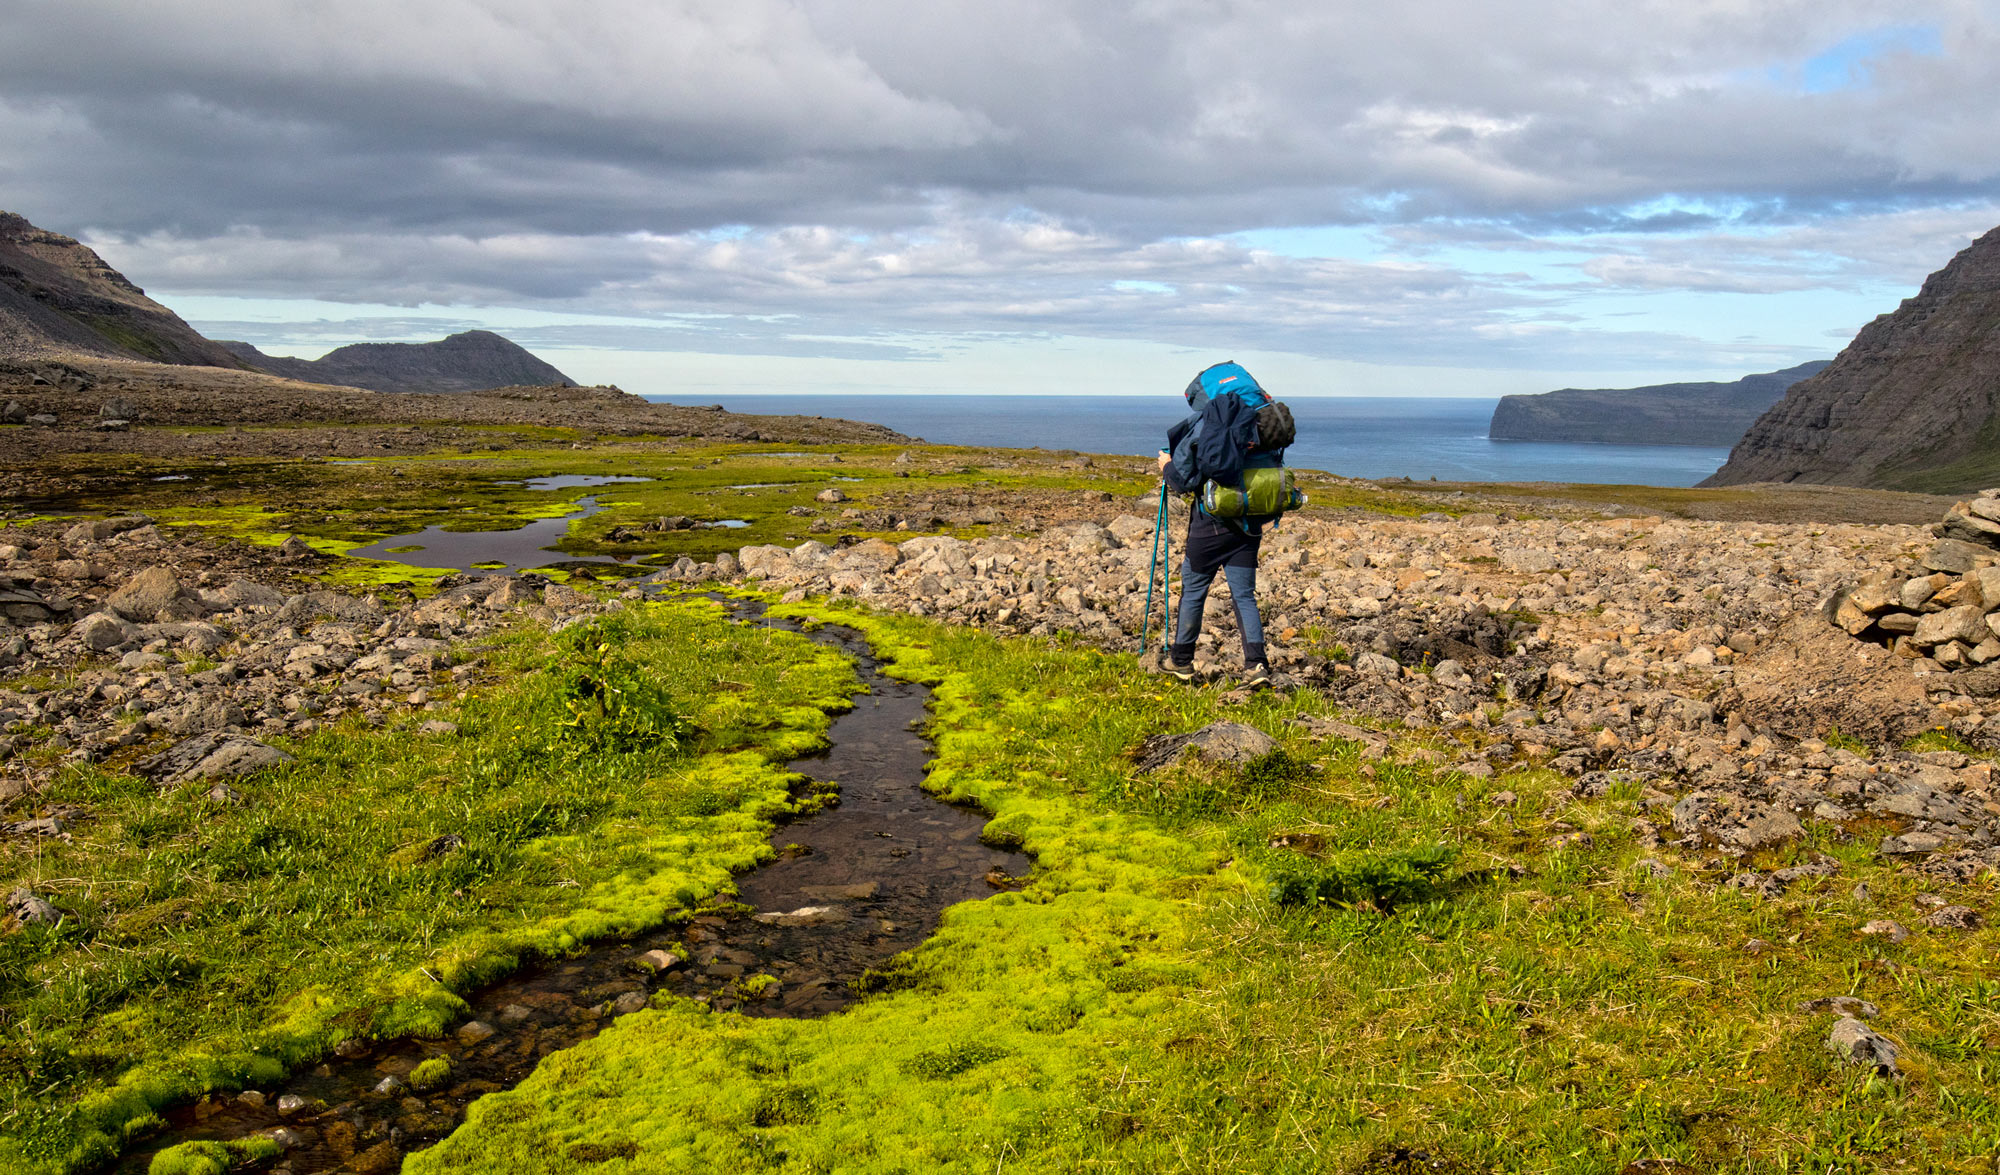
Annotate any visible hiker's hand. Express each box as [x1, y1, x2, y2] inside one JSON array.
[[1155, 451, 1171, 473]]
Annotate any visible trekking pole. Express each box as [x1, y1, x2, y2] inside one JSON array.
[[1158, 487, 1173, 657], [1142, 480, 1166, 656]]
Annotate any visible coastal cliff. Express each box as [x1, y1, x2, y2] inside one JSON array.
[[1703, 225, 2000, 492], [1488, 362, 1828, 446]]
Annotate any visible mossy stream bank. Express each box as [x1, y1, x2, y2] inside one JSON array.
[[123, 602, 1027, 1174]]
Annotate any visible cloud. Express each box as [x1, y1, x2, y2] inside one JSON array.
[[6, 0, 2000, 378]]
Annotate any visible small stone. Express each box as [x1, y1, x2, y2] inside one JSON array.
[[1488, 790, 1518, 807], [267, 1128, 305, 1149], [332, 1037, 370, 1059], [373, 1076, 407, 1095], [1859, 919, 1908, 943], [611, 990, 650, 1015], [1742, 938, 1774, 956], [418, 719, 459, 736], [454, 1020, 496, 1044], [1798, 995, 1879, 1019], [7, 888, 60, 925], [275, 1094, 309, 1115], [752, 905, 847, 926], [236, 1090, 267, 1108], [1827, 1016, 1900, 1077], [1921, 904, 1982, 930], [815, 488, 848, 503], [633, 949, 684, 973]]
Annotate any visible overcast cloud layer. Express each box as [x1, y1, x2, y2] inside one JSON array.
[[4, 0, 1999, 386]]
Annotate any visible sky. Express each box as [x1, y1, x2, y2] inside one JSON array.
[[4, 0, 1999, 398]]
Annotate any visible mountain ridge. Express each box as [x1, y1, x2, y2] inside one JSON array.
[[221, 331, 576, 395], [0, 210, 250, 368]]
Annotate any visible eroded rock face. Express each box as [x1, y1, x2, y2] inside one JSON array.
[[1704, 224, 2000, 492]]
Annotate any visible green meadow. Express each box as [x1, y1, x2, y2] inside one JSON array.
[[2, 443, 1996, 1174]]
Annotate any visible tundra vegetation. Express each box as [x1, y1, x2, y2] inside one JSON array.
[[1, 442, 1996, 1174]]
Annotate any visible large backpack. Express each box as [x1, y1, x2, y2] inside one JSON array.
[[1183, 361, 1305, 520]]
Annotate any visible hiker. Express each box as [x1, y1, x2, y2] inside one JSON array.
[[1154, 360, 1296, 684]]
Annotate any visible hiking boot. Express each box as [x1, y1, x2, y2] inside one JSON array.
[[1241, 661, 1271, 686], [1164, 658, 1199, 682]]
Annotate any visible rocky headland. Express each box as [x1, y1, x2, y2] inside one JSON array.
[[1489, 361, 1828, 446], [1706, 223, 2000, 493]]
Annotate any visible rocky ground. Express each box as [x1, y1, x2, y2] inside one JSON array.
[[692, 494, 2000, 885], [0, 515, 624, 815], [8, 478, 2000, 909]]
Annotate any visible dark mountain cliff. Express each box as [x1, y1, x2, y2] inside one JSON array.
[[0, 211, 249, 367], [1703, 226, 2000, 493], [221, 331, 575, 395], [1489, 361, 1830, 446]]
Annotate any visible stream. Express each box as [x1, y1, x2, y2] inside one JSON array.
[[116, 601, 1028, 1173]]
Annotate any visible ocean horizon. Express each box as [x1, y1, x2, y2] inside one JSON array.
[[641, 393, 1733, 487]]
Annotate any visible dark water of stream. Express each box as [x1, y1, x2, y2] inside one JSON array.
[[116, 603, 1028, 1174]]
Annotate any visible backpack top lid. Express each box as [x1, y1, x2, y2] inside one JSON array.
[[1184, 361, 1266, 411]]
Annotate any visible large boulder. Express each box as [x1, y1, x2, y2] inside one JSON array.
[[73, 610, 137, 652], [1134, 722, 1280, 773], [107, 566, 194, 622], [1670, 790, 1804, 852], [61, 515, 153, 546], [137, 733, 295, 784]]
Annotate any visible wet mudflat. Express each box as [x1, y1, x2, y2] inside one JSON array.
[[115, 604, 1027, 1173]]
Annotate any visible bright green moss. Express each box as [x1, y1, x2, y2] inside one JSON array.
[[410, 1057, 454, 1093], [146, 1136, 281, 1175], [0, 601, 863, 1173], [411, 597, 2000, 1175]]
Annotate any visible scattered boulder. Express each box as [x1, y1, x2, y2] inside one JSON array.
[[1669, 790, 1803, 852], [138, 733, 295, 784], [1826, 1016, 1900, 1077], [107, 566, 194, 622], [73, 610, 137, 652], [6, 887, 59, 926], [1135, 722, 1279, 772]]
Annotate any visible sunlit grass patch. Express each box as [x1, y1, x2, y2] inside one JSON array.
[[413, 597, 2000, 1174], [0, 601, 859, 1173]]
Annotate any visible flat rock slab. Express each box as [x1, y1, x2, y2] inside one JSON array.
[[138, 732, 295, 784], [1135, 721, 1278, 773]]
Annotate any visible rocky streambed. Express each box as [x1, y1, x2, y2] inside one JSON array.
[[107, 602, 1025, 1174]]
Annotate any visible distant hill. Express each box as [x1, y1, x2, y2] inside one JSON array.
[[1704, 225, 2000, 493], [1488, 361, 1830, 446], [0, 210, 249, 368], [221, 331, 576, 396]]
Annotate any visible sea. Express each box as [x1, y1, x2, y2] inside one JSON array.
[[641, 394, 1732, 487]]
